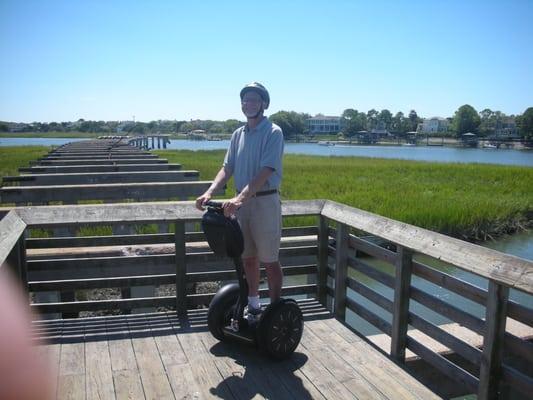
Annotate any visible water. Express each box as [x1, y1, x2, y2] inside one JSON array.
[[1, 137, 532, 166], [283, 230, 533, 336], [345, 231, 533, 336], [166, 140, 533, 166], [0, 137, 87, 147]]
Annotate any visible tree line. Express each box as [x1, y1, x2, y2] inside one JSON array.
[[1, 106, 532, 140]]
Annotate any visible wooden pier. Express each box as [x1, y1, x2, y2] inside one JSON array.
[[1, 140, 532, 399]]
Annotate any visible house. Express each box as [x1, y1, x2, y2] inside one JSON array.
[[307, 115, 342, 134], [419, 117, 449, 133]]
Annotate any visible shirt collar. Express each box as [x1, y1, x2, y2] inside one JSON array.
[[244, 116, 268, 133]]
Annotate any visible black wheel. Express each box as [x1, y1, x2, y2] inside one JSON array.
[[257, 299, 303, 360], [207, 283, 239, 341]]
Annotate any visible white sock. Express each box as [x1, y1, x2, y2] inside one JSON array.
[[247, 296, 260, 310]]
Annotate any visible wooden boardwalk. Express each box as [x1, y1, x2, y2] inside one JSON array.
[[33, 299, 441, 400]]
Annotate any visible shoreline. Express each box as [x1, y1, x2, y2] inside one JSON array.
[[2, 134, 532, 150]]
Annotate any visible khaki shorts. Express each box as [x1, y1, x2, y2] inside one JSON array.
[[236, 192, 282, 263]]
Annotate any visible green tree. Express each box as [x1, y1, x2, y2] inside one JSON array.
[[224, 119, 241, 134], [391, 112, 410, 135], [270, 111, 308, 139], [517, 107, 533, 140], [377, 109, 393, 130], [452, 104, 481, 137], [408, 110, 420, 132], [341, 109, 366, 137], [366, 109, 379, 130]]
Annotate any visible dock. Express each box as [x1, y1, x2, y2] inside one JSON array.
[[33, 301, 441, 400], [1, 139, 532, 399]]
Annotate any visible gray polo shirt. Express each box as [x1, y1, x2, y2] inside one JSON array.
[[223, 117, 284, 192]]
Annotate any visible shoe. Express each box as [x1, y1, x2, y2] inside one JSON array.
[[244, 305, 262, 324]]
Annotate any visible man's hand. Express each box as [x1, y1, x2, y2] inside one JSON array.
[[222, 196, 243, 217], [195, 192, 212, 211]]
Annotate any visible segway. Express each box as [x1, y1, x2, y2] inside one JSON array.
[[202, 201, 303, 360]]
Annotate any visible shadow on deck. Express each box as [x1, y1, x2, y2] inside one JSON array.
[[33, 299, 441, 400]]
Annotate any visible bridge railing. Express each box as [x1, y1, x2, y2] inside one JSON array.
[[1, 199, 531, 399], [319, 200, 532, 399]]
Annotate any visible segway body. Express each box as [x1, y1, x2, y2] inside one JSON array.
[[203, 201, 303, 359]]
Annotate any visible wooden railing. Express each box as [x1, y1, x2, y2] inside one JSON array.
[[0, 199, 531, 399], [319, 201, 532, 399]]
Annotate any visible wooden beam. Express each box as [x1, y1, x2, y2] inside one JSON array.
[[478, 281, 509, 400], [334, 223, 349, 320], [1, 181, 217, 203], [317, 215, 330, 306], [175, 221, 186, 316], [0, 211, 26, 267], [19, 163, 182, 174], [391, 246, 413, 362], [4, 171, 199, 186], [32, 158, 168, 166], [15, 200, 322, 227]]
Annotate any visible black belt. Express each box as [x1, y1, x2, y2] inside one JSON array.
[[237, 189, 279, 197]]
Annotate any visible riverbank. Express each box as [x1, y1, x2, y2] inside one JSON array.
[[1, 146, 531, 242], [0, 131, 100, 138]]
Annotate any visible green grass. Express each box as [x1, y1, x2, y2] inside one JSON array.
[[0, 131, 100, 138], [1, 146, 531, 240], [0, 146, 50, 178], [155, 149, 533, 239]]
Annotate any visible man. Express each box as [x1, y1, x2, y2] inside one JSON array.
[[195, 82, 284, 323]]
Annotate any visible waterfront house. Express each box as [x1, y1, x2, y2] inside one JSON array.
[[307, 115, 342, 134]]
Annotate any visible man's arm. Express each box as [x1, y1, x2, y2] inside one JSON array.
[[195, 166, 232, 210], [222, 166, 274, 216]]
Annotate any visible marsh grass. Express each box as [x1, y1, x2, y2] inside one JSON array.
[[0, 146, 50, 178], [1, 147, 531, 241], [155, 150, 533, 240]]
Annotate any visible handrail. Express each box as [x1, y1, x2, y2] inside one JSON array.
[[9, 198, 533, 293], [321, 200, 533, 294], [0, 210, 26, 267]]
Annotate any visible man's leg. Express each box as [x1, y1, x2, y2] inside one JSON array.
[[264, 261, 283, 302], [243, 256, 260, 297]]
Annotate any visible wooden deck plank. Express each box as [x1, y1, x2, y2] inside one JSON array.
[[166, 363, 203, 400], [36, 343, 61, 399], [316, 318, 442, 400], [59, 342, 85, 375], [129, 315, 175, 400], [325, 318, 441, 399], [57, 374, 86, 400], [33, 304, 445, 400], [111, 370, 146, 400], [85, 340, 116, 400], [295, 351, 358, 399], [176, 330, 235, 399], [307, 333, 387, 399], [199, 330, 296, 400]]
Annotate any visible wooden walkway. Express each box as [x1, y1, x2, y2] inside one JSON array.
[[33, 299, 441, 400]]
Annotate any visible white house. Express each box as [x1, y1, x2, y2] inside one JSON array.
[[419, 117, 449, 133], [307, 115, 342, 134]]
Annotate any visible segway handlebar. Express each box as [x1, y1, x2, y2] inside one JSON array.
[[204, 200, 224, 211]]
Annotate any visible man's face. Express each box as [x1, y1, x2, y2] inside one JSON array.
[[241, 91, 264, 119]]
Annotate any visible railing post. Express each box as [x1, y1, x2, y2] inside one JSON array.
[[6, 232, 27, 289], [175, 220, 187, 316], [478, 281, 509, 400], [334, 222, 349, 320], [391, 245, 413, 362], [317, 215, 329, 306]]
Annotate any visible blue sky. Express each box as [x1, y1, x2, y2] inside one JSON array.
[[1, 0, 532, 122]]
